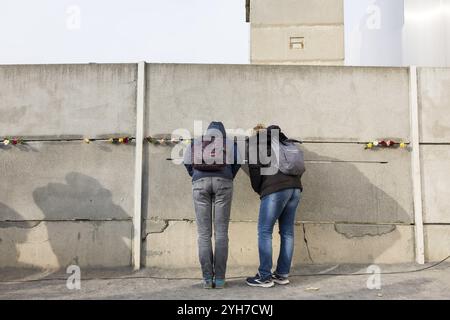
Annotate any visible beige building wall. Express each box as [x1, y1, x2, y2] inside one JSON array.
[[249, 0, 345, 65]]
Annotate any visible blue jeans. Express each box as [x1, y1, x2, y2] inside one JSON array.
[[258, 188, 301, 280]]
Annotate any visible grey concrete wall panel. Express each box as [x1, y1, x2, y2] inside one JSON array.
[[418, 68, 450, 143], [421, 145, 450, 223], [300, 143, 413, 224], [0, 64, 137, 138], [144, 142, 413, 224], [0, 220, 132, 268], [0, 141, 134, 221], [146, 64, 410, 142], [143, 221, 414, 269], [424, 225, 450, 262]]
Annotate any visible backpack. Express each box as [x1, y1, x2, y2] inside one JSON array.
[[191, 136, 227, 172], [272, 139, 305, 176]]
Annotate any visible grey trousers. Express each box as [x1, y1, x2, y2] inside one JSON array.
[[192, 177, 233, 280]]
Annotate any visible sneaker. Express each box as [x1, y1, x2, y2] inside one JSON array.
[[246, 274, 274, 288], [203, 279, 213, 289], [272, 273, 290, 285], [215, 279, 225, 289]]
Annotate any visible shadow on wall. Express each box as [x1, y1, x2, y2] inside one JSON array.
[[29, 172, 131, 269], [1, 150, 412, 272], [300, 148, 411, 264], [1, 172, 131, 270], [238, 145, 412, 265], [0, 203, 39, 270], [33, 172, 128, 220], [300, 148, 411, 224], [0, 144, 38, 153]]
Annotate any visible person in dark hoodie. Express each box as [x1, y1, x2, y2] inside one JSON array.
[[183, 121, 240, 289], [246, 125, 303, 288]]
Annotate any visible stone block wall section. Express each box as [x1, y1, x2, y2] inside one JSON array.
[[0, 64, 137, 269], [249, 0, 345, 65], [1, 63, 449, 272], [417, 68, 450, 261], [0, 64, 137, 138]]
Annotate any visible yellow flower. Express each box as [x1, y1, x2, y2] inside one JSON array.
[[400, 142, 406, 149], [366, 142, 373, 149], [84, 138, 90, 144], [253, 123, 266, 133], [118, 138, 124, 144]]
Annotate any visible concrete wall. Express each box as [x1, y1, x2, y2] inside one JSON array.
[[0, 64, 136, 269], [0, 64, 137, 138], [1, 63, 449, 273], [418, 68, 450, 261], [143, 63, 415, 271], [249, 0, 345, 65]]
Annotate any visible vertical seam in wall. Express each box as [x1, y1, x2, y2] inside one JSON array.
[[249, 0, 253, 63], [409, 66, 425, 264], [132, 61, 146, 270]]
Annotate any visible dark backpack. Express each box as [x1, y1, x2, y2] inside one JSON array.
[[271, 138, 306, 177], [191, 136, 227, 172]]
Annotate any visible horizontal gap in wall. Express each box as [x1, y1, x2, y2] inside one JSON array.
[[252, 23, 344, 28], [424, 223, 450, 226], [0, 137, 137, 143], [3, 137, 411, 145], [420, 142, 450, 146], [306, 160, 388, 164], [0, 219, 132, 222], [164, 158, 389, 165], [144, 219, 413, 226], [251, 60, 344, 65], [298, 221, 413, 226], [153, 139, 408, 145], [300, 141, 409, 145], [302, 141, 365, 144]]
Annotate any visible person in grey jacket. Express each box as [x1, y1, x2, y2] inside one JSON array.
[[183, 121, 240, 289]]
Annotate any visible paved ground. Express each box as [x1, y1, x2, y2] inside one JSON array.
[[1, 263, 450, 300]]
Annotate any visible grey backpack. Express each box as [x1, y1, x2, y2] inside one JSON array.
[[272, 139, 305, 176]]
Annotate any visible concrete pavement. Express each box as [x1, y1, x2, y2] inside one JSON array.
[[1, 263, 449, 300]]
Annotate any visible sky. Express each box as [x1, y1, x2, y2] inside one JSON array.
[[1, 0, 448, 66], [346, 0, 450, 67], [0, 0, 250, 64]]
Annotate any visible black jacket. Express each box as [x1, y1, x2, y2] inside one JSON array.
[[249, 165, 302, 199], [248, 129, 302, 198]]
